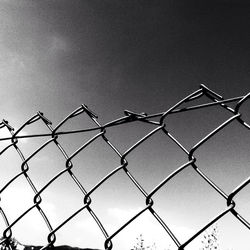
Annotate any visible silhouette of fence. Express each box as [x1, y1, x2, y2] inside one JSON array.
[[0, 85, 249, 250]]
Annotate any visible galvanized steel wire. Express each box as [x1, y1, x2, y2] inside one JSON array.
[[0, 84, 249, 250]]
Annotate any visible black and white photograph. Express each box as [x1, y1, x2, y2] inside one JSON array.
[[0, 1, 249, 250]]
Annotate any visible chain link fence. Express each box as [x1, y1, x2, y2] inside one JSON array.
[[0, 84, 249, 250]]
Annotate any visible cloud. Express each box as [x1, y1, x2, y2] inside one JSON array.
[[15, 130, 30, 144], [73, 217, 104, 249], [0, 185, 59, 245], [0, 127, 12, 146], [0, 127, 29, 148], [48, 35, 69, 53], [4, 183, 98, 247], [7, 53, 26, 70], [107, 207, 142, 223], [105, 206, 200, 250], [0, 129, 31, 144], [0, 1, 70, 76]]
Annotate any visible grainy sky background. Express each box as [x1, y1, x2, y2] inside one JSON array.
[[0, 1, 249, 250]]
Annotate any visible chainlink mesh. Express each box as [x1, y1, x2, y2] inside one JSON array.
[[0, 84, 249, 250]]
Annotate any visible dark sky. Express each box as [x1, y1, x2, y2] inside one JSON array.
[[1, 0, 250, 120], [0, 1, 249, 250]]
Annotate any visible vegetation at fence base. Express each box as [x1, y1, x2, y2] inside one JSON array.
[[130, 234, 169, 250], [200, 225, 219, 250], [24, 246, 100, 250], [0, 226, 229, 250], [0, 238, 100, 250], [131, 225, 224, 250], [0, 237, 21, 250]]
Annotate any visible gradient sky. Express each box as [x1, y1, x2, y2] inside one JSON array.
[[0, 1, 249, 250]]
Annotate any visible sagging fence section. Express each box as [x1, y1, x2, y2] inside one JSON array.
[[0, 84, 249, 250]]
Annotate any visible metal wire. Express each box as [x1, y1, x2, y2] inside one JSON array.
[[0, 84, 249, 250]]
